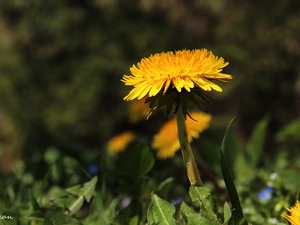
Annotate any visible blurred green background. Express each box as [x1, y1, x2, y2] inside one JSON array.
[[0, 0, 299, 173]]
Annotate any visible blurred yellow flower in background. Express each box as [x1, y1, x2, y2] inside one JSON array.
[[121, 49, 232, 101], [107, 131, 135, 154], [152, 112, 211, 159], [128, 97, 149, 123], [282, 200, 300, 225]]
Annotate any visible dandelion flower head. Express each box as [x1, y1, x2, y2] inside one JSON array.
[[152, 112, 211, 159], [122, 49, 232, 101], [281, 200, 300, 225]]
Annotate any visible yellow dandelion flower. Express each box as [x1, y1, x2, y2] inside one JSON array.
[[128, 97, 150, 123], [122, 49, 232, 101], [107, 131, 135, 155], [122, 49, 232, 185], [152, 112, 211, 159], [282, 201, 300, 225]]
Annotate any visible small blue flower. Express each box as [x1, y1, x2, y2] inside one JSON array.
[[86, 163, 100, 176], [258, 186, 274, 201], [171, 198, 183, 206], [120, 197, 132, 209]]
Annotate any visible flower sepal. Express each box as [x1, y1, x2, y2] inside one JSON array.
[[146, 87, 212, 120]]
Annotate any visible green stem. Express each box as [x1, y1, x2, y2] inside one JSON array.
[[175, 103, 203, 186]]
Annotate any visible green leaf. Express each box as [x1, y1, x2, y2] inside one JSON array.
[[232, 141, 252, 183], [129, 215, 139, 225], [66, 176, 98, 202], [222, 128, 244, 180], [220, 118, 248, 225], [29, 190, 40, 210], [27, 209, 47, 220], [147, 193, 177, 225], [44, 206, 82, 225], [52, 195, 84, 216], [65, 185, 82, 197], [52, 176, 98, 215], [116, 144, 154, 179], [66, 196, 85, 216], [180, 202, 195, 217], [84, 193, 120, 225], [275, 118, 300, 142], [187, 216, 219, 225], [223, 202, 232, 225], [189, 186, 212, 202], [181, 202, 220, 225], [156, 177, 174, 198], [246, 117, 269, 168], [189, 186, 218, 220]]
